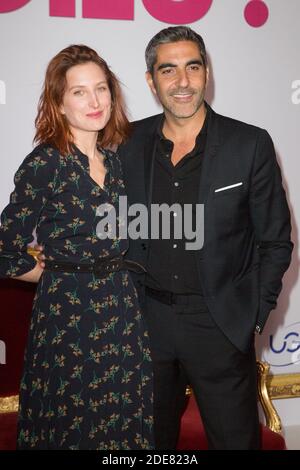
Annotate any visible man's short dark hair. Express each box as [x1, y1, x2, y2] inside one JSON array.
[[145, 26, 207, 76]]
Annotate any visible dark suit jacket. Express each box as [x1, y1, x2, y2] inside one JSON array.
[[118, 105, 293, 352]]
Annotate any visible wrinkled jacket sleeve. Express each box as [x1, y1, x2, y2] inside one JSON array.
[[249, 129, 293, 331]]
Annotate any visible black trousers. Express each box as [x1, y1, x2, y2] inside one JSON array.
[[144, 294, 260, 450]]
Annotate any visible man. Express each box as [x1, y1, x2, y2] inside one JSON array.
[[117, 26, 293, 449]]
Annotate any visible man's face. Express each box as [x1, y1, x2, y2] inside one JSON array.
[[146, 40, 208, 121]]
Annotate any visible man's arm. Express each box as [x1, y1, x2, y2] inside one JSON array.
[[249, 129, 293, 331]]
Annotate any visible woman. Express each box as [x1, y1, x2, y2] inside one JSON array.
[[0, 45, 153, 450]]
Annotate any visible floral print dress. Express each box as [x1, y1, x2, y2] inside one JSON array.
[[0, 144, 153, 450]]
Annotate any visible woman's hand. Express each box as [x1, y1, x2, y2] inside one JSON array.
[[13, 244, 46, 283], [14, 262, 44, 283]]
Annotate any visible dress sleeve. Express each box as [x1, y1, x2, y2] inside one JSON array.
[[0, 147, 54, 278]]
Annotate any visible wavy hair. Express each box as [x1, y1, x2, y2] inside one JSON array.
[[34, 44, 130, 155]]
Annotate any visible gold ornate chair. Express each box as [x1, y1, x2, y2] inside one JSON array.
[[256, 360, 282, 434]]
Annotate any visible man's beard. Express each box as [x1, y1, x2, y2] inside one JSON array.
[[162, 90, 205, 119]]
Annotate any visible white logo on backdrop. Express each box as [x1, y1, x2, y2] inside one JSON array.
[[0, 80, 6, 105], [262, 322, 300, 368], [291, 80, 300, 105]]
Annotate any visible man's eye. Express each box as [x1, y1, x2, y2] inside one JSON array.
[[161, 68, 173, 75], [74, 90, 83, 96], [189, 65, 201, 71]]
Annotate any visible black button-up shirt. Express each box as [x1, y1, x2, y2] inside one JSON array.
[[145, 108, 209, 294]]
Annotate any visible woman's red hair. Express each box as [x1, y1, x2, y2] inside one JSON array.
[[34, 44, 130, 155]]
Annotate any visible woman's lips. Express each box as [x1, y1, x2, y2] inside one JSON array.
[[86, 111, 103, 118]]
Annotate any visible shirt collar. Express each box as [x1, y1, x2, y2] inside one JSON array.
[[156, 102, 210, 144]]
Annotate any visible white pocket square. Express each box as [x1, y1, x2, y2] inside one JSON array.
[[214, 182, 243, 193]]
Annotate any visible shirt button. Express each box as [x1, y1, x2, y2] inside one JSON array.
[[165, 153, 170, 158], [174, 275, 178, 280], [174, 182, 179, 187], [173, 244, 177, 248]]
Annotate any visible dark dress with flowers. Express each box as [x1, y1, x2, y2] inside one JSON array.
[[0, 144, 153, 450]]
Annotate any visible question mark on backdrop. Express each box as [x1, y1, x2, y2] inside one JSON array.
[[0, 0, 270, 27]]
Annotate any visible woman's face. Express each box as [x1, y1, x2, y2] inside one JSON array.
[[60, 61, 112, 138]]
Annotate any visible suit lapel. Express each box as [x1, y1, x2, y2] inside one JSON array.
[[198, 106, 221, 204]]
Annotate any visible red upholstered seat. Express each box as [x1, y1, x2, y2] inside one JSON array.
[[177, 394, 286, 450], [0, 279, 34, 450], [0, 279, 34, 397], [0, 412, 18, 450]]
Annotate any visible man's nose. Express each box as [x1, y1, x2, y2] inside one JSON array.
[[176, 69, 189, 87]]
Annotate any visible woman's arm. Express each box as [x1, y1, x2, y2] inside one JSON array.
[[13, 262, 43, 283], [0, 147, 54, 279]]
